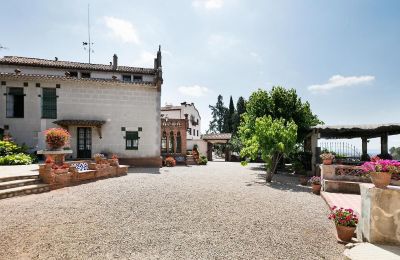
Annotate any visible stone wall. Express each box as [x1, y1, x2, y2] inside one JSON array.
[[358, 184, 400, 245]]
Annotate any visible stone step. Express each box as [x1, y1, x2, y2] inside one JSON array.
[[0, 178, 41, 190], [0, 174, 39, 183], [0, 184, 50, 200], [323, 179, 361, 194], [344, 243, 400, 260]]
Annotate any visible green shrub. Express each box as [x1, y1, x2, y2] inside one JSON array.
[[198, 155, 208, 165], [0, 141, 26, 156], [0, 153, 33, 165]]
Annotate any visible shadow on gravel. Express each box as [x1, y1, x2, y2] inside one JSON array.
[[128, 168, 161, 174], [245, 172, 311, 193]]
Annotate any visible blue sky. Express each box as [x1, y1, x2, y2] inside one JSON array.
[[1, 0, 400, 151]]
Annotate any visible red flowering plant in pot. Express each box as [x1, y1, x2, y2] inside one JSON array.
[[361, 157, 400, 189], [308, 176, 321, 195], [165, 156, 176, 167], [328, 206, 358, 242], [44, 128, 71, 150]]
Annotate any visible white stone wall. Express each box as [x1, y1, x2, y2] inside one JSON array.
[[187, 139, 208, 155], [0, 77, 161, 159]]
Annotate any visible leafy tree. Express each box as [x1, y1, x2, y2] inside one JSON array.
[[208, 95, 228, 133], [240, 115, 297, 182], [242, 87, 321, 143], [390, 147, 400, 160]]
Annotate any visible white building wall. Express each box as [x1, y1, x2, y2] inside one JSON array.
[[0, 77, 160, 159]]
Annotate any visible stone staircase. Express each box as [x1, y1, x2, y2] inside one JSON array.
[[0, 174, 50, 200]]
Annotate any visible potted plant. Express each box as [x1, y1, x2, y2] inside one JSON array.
[[165, 156, 176, 167], [328, 206, 358, 242], [110, 154, 119, 166], [320, 152, 335, 165], [94, 153, 105, 164], [361, 157, 400, 189], [44, 128, 70, 150], [308, 176, 321, 194]]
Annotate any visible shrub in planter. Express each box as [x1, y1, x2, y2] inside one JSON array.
[[198, 155, 208, 165], [165, 156, 176, 167], [328, 206, 358, 242], [109, 154, 119, 166], [320, 152, 335, 165], [361, 157, 400, 188], [308, 176, 321, 194], [44, 128, 70, 150]]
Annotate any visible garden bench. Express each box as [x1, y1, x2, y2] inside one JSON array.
[[69, 162, 97, 181]]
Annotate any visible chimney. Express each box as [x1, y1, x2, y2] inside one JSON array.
[[55, 57, 58, 61], [112, 54, 118, 70]]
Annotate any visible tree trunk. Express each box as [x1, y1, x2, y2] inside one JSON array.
[[265, 169, 273, 182]]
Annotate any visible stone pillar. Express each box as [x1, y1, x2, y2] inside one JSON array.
[[310, 132, 318, 175], [381, 133, 388, 155], [361, 137, 368, 157], [358, 184, 400, 245], [207, 142, 213, 161]]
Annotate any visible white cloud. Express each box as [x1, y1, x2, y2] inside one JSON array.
[[193, 0, 224, 9], [104, 16, 140, 44], [178, 85, 210, 97], [133, 51, 155, 67], [308, 75, 375, 93]]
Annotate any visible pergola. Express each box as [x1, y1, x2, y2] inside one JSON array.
[[201, 133, 232, 161], [306, 123, 400, 173]]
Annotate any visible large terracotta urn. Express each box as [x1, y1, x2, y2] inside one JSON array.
[[336, 225, 356, 242]]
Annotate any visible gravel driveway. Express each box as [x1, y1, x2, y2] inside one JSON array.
[[0, 162, 342, 259]]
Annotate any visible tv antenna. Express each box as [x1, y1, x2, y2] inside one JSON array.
[[82, 4, 94, 63], [0, 44, 8, 51]]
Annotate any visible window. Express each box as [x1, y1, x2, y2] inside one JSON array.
[[122, 75, 131, 82], [176, 132, 182, 153], [188, 128, 192, 135], [133, 75, 143, 82], [6, 87, 24, 118], [197, 130, 199, 136], [69, 71, 78, 77], [169, 131, 174, 153], [42, 88, 57, 119], [126, 131, 139, 150], [161, 131, 167, 153], [81, 72, 91, 78]]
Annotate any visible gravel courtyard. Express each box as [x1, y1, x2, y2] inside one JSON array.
[[0, 162, 343, 259]]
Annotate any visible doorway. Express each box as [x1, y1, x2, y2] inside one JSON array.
[[77, 127, 92, 158]]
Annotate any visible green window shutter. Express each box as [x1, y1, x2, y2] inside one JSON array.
[[42, 88, 57, 119], [126, 131, 139, 150]]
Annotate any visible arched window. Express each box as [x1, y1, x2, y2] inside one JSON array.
[[176, 131, 182, 153], [161, 131, 167, 153], [169, 131, 175, 153], [168, 131, 175, 153]]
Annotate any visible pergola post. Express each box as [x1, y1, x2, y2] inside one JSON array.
[[361, 137, 368, 157], [381, 133, 388, 155]]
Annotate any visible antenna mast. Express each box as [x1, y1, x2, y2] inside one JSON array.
[[88, 4, 91, 63], [82, 4, 94, 63]]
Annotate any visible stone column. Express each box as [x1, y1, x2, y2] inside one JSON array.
[[310, 131, 318, 175], [380, 133, 388, 155], [361, 137, 368, 157]]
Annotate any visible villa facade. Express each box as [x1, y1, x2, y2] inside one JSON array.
[[161, 102, 201, 140], [0, 47, 163, 167]]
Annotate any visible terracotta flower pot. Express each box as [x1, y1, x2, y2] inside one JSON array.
[[336, 225, 356, 242], [370, 172, 392, 189], [323, 159, 333, 165], [311, 184, 321, 194]]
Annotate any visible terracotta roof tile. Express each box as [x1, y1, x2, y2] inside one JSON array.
[[0, 56, 156, 74]]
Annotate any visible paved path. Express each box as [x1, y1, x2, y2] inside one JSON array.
[[0, 162, 343, 259], [0, 164, 39, 178]]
